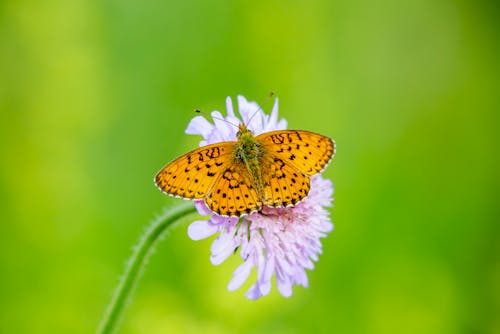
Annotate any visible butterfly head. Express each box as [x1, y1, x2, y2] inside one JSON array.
[[236, 123, 253, 139], [236, 123, 260, 160]]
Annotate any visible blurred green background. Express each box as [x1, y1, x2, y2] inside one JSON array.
[[1, 0, 498, 333]]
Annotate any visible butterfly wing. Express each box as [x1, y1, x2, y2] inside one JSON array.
[[205, 162, 262, 217], [256, 130, 335, 175], [259, 155, 311, 208], [155, 142, 235, 199]]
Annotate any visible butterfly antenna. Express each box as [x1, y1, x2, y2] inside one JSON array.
[[194, 109, 239, 128], [246, 91, 276, 127]]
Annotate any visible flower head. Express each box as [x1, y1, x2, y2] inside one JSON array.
[[186, 95, 334, 299]]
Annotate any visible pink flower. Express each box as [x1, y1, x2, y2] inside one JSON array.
[[186, 95, 334, 299]]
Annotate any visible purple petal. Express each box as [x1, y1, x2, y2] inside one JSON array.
[[277, 276, 293, 298], [194, 201, 212, 215], [258, 255, 275, 295], [296, 268, 309, 287], [276, 119, 287, 130], [228, 260, 254, 291], [322, 221, 334, 232], [210, 232, 238, 265], [264, 98, 279, 131], [186, 116, 213, 137], [236, 95, 251, 123], [277, 257, 294, 276], [237, 95, 260, 129], [188, 220, 219, 240], [301, 257, 315, 270], [245, 283, 263, 300], [251, 254, 271, 296], [226, 115, 243, 131], [238, 238, 251, 260], [205, 131, 225, 145], [211, 111, 234, 141], [225, 96, 235, 117]]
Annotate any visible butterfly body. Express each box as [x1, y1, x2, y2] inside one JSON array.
[[234, 124, 266, 199], [155, 124, 335, 217]]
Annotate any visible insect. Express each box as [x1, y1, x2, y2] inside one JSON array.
[[155, 123, 335, 217]]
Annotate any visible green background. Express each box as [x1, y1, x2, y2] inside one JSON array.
[[1, 0, 498, 333]]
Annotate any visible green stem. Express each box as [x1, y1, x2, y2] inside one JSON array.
[[97, 202, 198, 334]]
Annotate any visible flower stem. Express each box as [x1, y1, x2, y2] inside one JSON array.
[[97, 202, 198, 334]]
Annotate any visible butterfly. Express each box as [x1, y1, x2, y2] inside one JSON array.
[[155, 123, 335, 217]]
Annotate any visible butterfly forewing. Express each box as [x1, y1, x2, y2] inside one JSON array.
[[155, 142, 235, 199], [256, 130, 335, 175]]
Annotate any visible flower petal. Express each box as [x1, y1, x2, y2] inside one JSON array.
[[245, 283, 263, 300], [194, 201, 212, 215], [187, 220, 219, 240], [225, 96, 235, 117], [277, 276, 293, 298], [237, 95, 261, 130], [228, 260, 254, 291], [276, 118, 287, 130], [210, 231, 238, 265], [258, 254, 275, 295], [263, 98, 279, 132], [185, 115, 213, 137], [211, 110, 236, 141]]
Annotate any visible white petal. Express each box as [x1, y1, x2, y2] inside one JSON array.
[[187, 220, 219, 240], [185, 116, 213, 137]]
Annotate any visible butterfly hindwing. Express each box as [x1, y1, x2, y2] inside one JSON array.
[[256, 130, 335, 175], [260, 155, 311, 208], [205, 163, 262, 217], [155, 142, 235, 199]]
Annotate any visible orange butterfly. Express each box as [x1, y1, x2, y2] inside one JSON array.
[[155, 124, 335, 217]]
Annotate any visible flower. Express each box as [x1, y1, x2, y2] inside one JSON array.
[[186, 95, 334, 299]]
